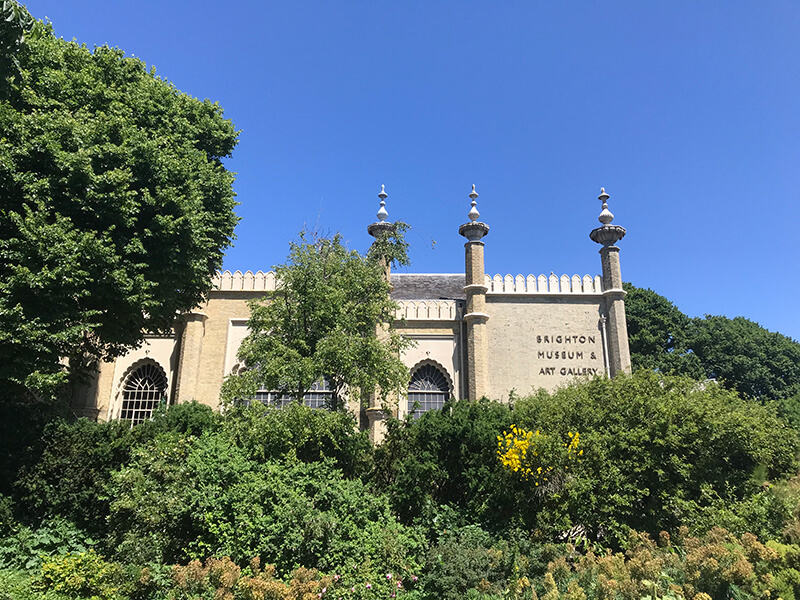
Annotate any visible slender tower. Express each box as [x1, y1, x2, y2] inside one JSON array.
[[589, 188, 632, 376], [365, 185, 395, 443], [459, 185, 490, 400]]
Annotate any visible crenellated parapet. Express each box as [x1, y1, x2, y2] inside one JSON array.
[[213, 270, 277, 291], [485, 273, 603, 294], [395, 300, 463, 321]]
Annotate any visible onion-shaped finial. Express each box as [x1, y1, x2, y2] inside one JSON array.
[[377, 184, 388, 222], [598, 187, 614, 225], [468, 184, 480, 222]]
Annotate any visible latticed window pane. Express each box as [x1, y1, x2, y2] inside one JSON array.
[[121, 363, 168, 425], [408, 364, 449, 418], [246, 380, 333, 409]]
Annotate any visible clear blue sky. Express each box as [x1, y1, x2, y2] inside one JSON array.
[[27, 1, 800, 341]]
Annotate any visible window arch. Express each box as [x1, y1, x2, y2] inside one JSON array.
[[407, 362, 450, 417], [120, 361, 168, 424]]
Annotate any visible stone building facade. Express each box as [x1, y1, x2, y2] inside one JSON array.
[[73, 186, 631, 440]]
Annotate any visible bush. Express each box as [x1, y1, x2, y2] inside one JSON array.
[[513, 371, 799, 543], [0, 569, 59, 600], [222, 402, 372, 478], [525, 527, 800, 600], [13, 401, 219, 536], [106, 430, 425, 579], [419, 525, 508, 600], [374, 398, 520, 531], [376, 373, 798, 547], [34, 550, 128, 600], [0, 400, 67, 499], [0, 517, 94, 571]]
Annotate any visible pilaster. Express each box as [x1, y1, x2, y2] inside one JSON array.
[[174, 311, 208, 403]]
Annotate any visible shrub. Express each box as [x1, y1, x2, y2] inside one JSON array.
[[13, 401, 219, 537], [374, 398, 520, 531], [513, 371, 799, 543], [14, 418, 136, 535], [0, 517, 95, 571], [34, 550, 123, 599], [222, 402, 372, 478], [106, 430, 424, 579], [528, 527, 800, 600]]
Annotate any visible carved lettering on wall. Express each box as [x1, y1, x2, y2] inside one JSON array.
[[535, 333, 601, 376]]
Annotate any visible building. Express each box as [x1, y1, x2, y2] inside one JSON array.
[[72, 186, 631, 442]]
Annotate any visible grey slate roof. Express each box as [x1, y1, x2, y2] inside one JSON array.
[[390, 273, 466, 300]]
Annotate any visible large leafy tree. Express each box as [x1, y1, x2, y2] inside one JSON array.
[[221, 230, 412, 408], [691, 315, 800, 402], [623, 282, 703, 378], [0, 7, 239, 400], [625, 283, 800, 402]]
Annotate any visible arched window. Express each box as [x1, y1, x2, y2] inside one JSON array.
[[120, 362, 168, 424], [408, 363, 450, 417]]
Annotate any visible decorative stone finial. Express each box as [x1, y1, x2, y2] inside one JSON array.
[[468, 184, 480, 222], [597, 187, 614, 225], [459, 184, 489, 242], [376, 184, 388, 222], [367, 184, 395, 239], [590, 187, 626, 246]]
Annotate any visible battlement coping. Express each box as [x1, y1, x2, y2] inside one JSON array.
[[485, 273, 603, 295], [394, 300, 463, 321], [213, 270, 277, 291]]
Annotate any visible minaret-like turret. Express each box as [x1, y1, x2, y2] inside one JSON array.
[[589, 188, 632, 376], [459, 185, 490, 400], [366, 185, 396, 443]]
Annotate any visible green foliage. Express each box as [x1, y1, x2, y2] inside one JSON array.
[[691, 315, 800, 402], [374, 398, 520, 531], [526, 527, 800, 600], [419, 525, 509, 600], [14, 418, 137, 535], [34, 550, 123, 599], [622, 283, 703, 378], [0, 398, 66, 498], [0, 517, 94, 571], [0, 568, 62, 600], [106, 431, 425, 577], [13, 402, 218, 536], [0, 15, 239, 401], [377, 373, 798, 547], [514, 371, 799, 543], [222, 230, 412, 406], [222, 401, 372, 478], [0, 0, 36, 89], [624, 283, 800, 402]]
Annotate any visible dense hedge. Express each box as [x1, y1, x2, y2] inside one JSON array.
[[3, 373, 800, 599]]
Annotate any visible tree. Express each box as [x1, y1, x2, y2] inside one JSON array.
[[0, 8, 239, 400], [221, 229, 412, 408], [0, 0, 35, 91], [623, 282, 703, 377], [624, 283, 800, 402], [691, 315, 800, 402]]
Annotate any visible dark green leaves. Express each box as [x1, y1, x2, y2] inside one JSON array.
[[0, 15, 239, 401]]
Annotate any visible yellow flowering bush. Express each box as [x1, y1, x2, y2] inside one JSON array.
[[497, 425, 582, 487]]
